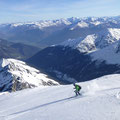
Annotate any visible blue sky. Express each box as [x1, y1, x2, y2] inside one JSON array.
[[0, 0, 120, 23]]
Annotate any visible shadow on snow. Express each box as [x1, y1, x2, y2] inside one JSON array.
[[8, 96, 79, 117]]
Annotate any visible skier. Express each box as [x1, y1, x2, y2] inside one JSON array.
[[73, 83, 81, 96]]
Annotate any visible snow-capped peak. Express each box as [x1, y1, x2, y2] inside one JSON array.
[[61, 28, 120, 53], [108, 28, 120, 40], [77, 34, 97, 53], [0, 58, 10, 69], [10, 19, 72, 29], [90, 21, 101, 26], [0, 58, 59, 92], [70, 21, 89, 30]]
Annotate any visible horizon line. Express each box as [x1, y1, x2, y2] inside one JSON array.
[[0, 15, 120, 24]]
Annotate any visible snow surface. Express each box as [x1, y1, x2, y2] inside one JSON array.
[[91, 41, 120, 64], [0, 74, 120, 120]]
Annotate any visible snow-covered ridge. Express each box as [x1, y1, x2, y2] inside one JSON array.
[[109, 28, 120, 40], [10, 19, 72, 29], [70, 21, 89, 30], [0, 58, 59, 92], [61, 28, 120, 53], [1, 16, 120, 30], [0, 58, 10, 69]]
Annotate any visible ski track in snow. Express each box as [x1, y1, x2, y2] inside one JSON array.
[[0, 74, 120, 120]]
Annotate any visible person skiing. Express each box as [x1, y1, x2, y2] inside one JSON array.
[[73, 83, 81, 96]]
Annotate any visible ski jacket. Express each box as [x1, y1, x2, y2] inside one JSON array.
[[75, 85, 81, 91]]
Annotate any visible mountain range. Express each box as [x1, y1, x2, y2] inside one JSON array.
[[0, 16, 120, 48], [1, 13, 120, 120], [1, 16, 120, 90], [27, 16, 120, 83]]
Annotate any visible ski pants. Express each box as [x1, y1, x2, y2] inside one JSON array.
[[74, 90, 80, 96]]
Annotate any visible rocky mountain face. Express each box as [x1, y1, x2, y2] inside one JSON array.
[[0, 58, 59, 92]]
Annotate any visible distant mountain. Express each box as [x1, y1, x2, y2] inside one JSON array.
[[0, 38, 13, 46], [27, 27, 120, 83], [1, 16, 120, 47], [61, 28, 120, 53], [0, 19, 73, 47], [0, 38, 40, 60], [0, 58, 59, 92], [1, 16, 120, 84], [0, 38, 20, 59], [10, 43, 41, 59]]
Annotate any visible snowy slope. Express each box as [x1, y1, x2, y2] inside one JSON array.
[[0, 58, 59, 92], [91, 40, 120, 64], [0, 74, 120, 120]]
